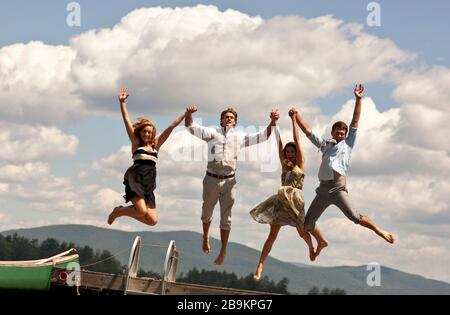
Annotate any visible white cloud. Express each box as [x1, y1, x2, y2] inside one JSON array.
[[0, 122, 79, 162], [393, 67, 450, 151], [91, 188, 124, 213], [0, 5, 413, 125], [0, 162, 49, 182], [395, 104, 450, 152], [69, 6, 412, 120], [92, 145, 131, 179], [0, 41, 81, 124], [393, 66, 450, 112], [0, 173, 78, 205], [0, 213, 52, 233], [348, 175, 450, 223]]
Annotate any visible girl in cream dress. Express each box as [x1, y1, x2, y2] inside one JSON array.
[[250, 108, 328, 281]]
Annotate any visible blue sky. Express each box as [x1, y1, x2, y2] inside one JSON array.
[[1, 1, 449, 285]]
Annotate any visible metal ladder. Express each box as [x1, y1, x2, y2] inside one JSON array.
[[123, 236, 178, 295]]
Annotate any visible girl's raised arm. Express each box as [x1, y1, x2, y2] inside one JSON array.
[[119, 87, 135, 142], [290, 107, 305, 171], [154, 113, 185, 151], [275, 126, 285, 167]]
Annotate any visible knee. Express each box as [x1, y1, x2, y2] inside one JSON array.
[[348, 213, 363, 225], [201, 212, 213, 223], [201, 206, 214, 223], [219, 222, 231, 231], [147, 218, 158, 226], [219, 213, 232, 231], [355, 214, 365, 225], [146, 211, 158, 226]]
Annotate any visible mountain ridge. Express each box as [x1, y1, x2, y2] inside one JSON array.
[[2, 224, 449, 295]]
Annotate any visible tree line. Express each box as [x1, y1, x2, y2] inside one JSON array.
[[0, 234, 345, 294]]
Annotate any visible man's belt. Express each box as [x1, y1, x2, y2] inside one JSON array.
[[206, 171, 235, 180]]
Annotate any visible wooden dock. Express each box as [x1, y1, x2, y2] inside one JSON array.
[[48, 237, 274, 295], [50, 269, 273, 295]]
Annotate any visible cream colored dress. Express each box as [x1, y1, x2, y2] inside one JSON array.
[[250, 165, 305, 228]]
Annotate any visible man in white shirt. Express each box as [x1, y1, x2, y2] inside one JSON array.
[[185, 105, 279, 265]]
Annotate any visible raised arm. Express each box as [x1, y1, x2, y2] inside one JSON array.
[[266, 109, 280, 139], [154, 113, 185, 151], [351, 84, 364, 128], [241, 109, 279, 148], [275, 126, 284, 166], [118, 87, 135, 142], [185, 105, 197, 127], [184, 105, 216, 141], [290, 108, 305, 171], [294, 110, 312, 137]]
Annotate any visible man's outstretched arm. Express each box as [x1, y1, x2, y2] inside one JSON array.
[[185, 105, 215, 141], [242, 109, 279, 147], [294, 110, 312, 137], [295, 108, 326, 149], [351, 84, 364, 129]]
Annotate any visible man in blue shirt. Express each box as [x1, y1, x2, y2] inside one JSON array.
[[295, 85, 394, 256]]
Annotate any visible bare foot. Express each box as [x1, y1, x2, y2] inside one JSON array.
[[214, 251, 226, 265], [309, 247, 316, 262], [107, 206, 122, 225], [202, 236, 210, 254], [253, 264, 263, 281], [379, 231, 395, 244], [314, 240, 329, 260]]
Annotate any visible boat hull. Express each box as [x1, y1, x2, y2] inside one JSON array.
[[0, 253, 79, 290]]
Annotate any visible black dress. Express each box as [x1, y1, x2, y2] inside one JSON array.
[[123, 147, 158, 208]]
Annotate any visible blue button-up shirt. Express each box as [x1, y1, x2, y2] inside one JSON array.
[[308, 127, 357, 180]]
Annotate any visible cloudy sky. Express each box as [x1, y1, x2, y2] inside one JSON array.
[[1, 0, 449, 284]]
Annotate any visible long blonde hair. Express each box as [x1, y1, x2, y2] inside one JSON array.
[[133, 117, 156, 147]]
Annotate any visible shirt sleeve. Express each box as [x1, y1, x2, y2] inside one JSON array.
[[186, 121, 216, 141], [345, 127, 358, 148], [241, 128, 269, 148], [307, 130, 326, 149]]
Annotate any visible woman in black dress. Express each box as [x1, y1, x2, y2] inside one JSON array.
[[108, 87, 184, 226]]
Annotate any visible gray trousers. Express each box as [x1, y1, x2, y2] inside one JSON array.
[[201, 174, 237, 231], [304, 180, 362, 232]]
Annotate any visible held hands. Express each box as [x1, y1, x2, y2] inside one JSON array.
[[354, 84, 364, 99], [118, 87, 129, 103], [185, 105, 198, 115], [270, 109, 280, 124], [288, 107, 298, 119]]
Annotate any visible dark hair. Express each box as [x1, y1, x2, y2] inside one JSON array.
[[331, 121, 348, 134], [220, 108, 238, 127], [283, 142, 296, 156]]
